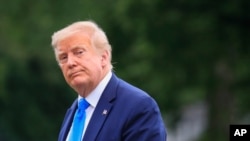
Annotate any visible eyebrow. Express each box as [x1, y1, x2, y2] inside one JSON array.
[[71, 46, 86, 51]]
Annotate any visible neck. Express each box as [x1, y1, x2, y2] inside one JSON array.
[[76, 69, 110, 97]]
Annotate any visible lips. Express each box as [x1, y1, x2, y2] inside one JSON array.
[[69, 71, 81, 78]]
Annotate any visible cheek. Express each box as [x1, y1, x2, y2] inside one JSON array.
[[82, 56, 101, 68], [90, 59, 103, 71], [60, 67, 69, 79]]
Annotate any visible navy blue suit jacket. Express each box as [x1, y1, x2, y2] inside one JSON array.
[[58, 73, 167, 141]]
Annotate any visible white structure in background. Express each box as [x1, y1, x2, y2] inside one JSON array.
[[167, 101, 208, 141]]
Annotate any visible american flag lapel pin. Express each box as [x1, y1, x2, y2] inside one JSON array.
[[102, 109, 108, 115]]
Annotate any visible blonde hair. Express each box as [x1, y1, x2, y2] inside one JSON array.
[[51, 20, 113, 69]]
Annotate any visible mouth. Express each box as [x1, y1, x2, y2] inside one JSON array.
[[69, 71, 82, 78]]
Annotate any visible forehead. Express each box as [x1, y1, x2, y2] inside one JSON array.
[[57, 33, 92, 50]]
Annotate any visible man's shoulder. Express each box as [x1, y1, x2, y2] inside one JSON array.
[[116, 78, 154, 102], [108, 73, 154, 103]]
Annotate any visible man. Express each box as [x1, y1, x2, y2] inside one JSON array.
[[51, 20, 167, 141]]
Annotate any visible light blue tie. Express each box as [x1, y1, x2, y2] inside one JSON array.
[[69, 98, 90, 141]]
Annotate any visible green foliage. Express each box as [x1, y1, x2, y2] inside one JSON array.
[[0, 0, 249, 141]]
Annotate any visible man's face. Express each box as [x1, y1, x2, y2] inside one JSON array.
[[55, 33, 105, 93]]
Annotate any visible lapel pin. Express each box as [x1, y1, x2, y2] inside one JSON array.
[[102, 109, 108, 115]]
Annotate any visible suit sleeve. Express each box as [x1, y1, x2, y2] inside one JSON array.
[[122, 96, 167, 141]]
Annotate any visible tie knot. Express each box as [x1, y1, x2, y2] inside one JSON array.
[[78, 98, 90, 110]]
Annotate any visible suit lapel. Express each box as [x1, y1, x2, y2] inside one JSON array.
[[83, 74, 118, 141], [58, 100, 77, 141]]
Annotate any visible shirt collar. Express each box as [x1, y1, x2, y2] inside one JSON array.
[[78, 71, 112, 108]]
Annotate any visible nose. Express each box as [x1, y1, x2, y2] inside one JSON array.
[[67, 54, 76, 68]]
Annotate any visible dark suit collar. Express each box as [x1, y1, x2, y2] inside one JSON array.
[[83, 73, 119, 141], [97, 72, 118, 102], [58, 99, 78, 141]]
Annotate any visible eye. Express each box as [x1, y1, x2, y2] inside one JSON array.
[[58, 54, 68, 63], [74, 49, 85, 56], [77, 50, 83, 54]]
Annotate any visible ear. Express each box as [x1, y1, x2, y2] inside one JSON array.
[[101, 50, 110, 67]]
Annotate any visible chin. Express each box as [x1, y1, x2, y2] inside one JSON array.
[[70, 78, 86, 87]]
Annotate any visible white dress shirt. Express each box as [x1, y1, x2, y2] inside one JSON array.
[[66, 71, 112, 141]]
